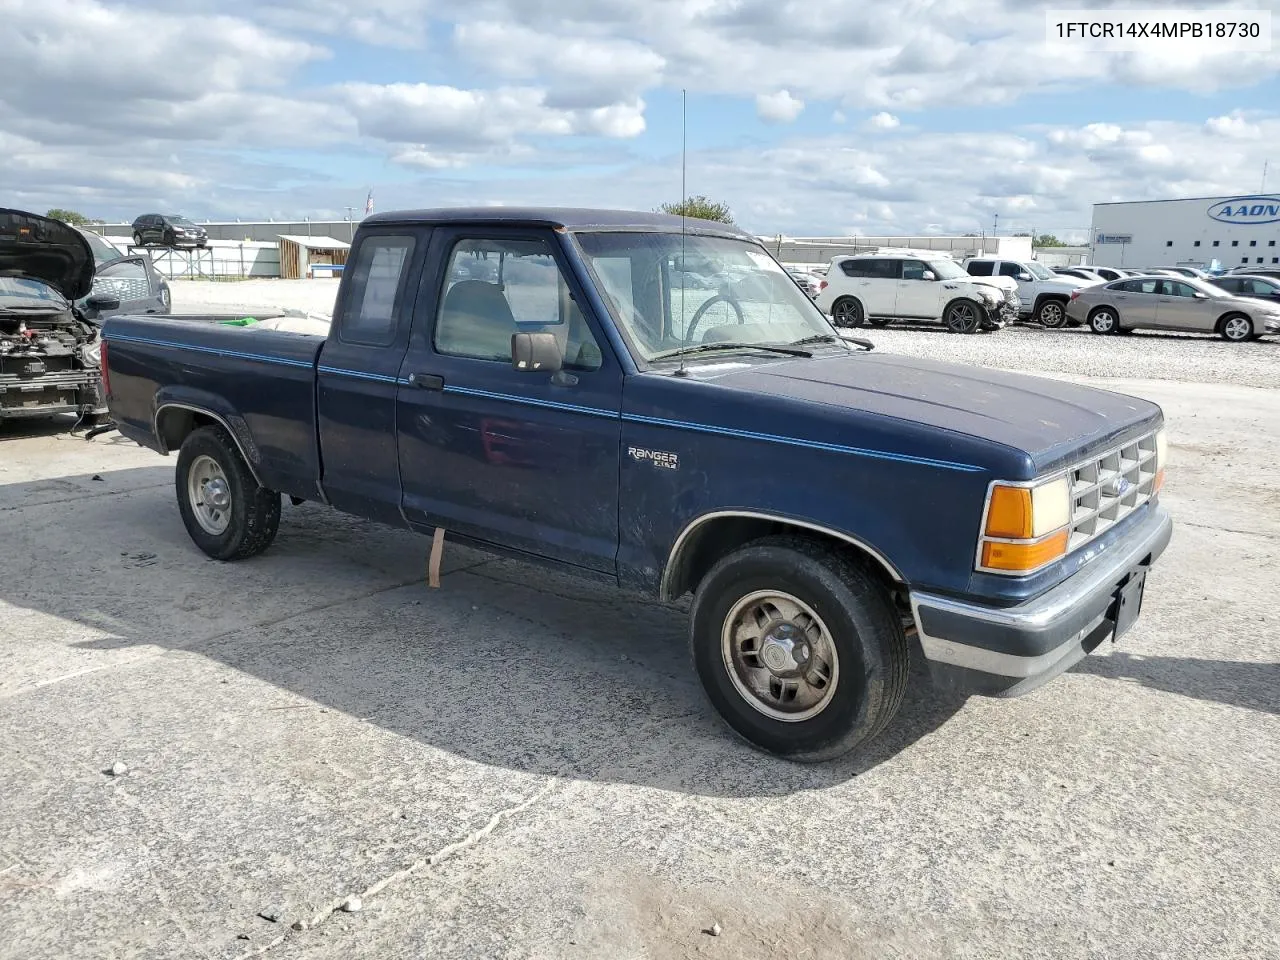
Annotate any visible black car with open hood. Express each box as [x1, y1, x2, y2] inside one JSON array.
[[0, 208, 107, 423]]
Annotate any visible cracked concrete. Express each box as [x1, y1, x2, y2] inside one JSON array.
[[0, 373, 1277, 959]]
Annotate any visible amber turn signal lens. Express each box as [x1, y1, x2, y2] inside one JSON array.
[[981, 530, 1069, 572], [985, 485, 1033, 539], [1153, 468, 1165, 493]]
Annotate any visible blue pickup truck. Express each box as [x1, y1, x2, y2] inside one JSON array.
[[102, 207, 1172, 761]]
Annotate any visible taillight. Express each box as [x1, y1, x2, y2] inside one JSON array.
[[100, 340, 111, 398], [819, 280, 828, 291], [1070, 290, 1080, 301]]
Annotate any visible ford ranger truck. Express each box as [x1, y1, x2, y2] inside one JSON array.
[[101, 207, 1172, 762]]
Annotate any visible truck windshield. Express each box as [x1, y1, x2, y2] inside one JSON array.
[[1025, 261, 1054, 280], [926, 259, 968, 280], [574, 231, 843, 363]]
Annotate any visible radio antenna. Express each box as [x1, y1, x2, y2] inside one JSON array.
[[676, 88, 690, 377]]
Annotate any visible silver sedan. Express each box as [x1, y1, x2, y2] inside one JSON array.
[[1064, 274, 1280, 342]]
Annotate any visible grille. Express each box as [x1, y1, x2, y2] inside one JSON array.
[[1068, 432, 1160, 550]]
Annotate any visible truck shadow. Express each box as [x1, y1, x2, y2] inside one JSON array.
[[1073, 651, 1279, 716], [4, 465, 966, 798]]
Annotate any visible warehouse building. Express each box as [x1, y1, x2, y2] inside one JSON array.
[[1090, 194, 1280, 270]]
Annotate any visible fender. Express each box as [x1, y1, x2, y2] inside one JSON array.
[[153, 386, 265, 487]]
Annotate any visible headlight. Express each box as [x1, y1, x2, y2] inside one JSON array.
[[979, 292, 996, 306], [978, 475, 1072, 574]]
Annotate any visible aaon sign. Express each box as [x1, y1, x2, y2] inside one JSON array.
[[1206, 196, 1280, 225]]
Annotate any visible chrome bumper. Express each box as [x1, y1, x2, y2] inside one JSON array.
[[910, 503, 1172, 696]]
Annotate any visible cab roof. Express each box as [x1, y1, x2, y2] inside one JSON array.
[[361, 206, 751, 239]]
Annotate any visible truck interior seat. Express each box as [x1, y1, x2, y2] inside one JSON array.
[[437, 280, 517, 360]]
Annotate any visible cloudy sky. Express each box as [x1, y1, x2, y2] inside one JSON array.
[[3, 0, 1280, 239]]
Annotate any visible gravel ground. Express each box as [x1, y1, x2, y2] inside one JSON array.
[[854, 322, 1280, 389], [167, 281, 1279, 388]]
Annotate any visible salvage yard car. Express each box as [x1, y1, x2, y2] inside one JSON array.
[[1067, 274, 1280, 341], [101, 207, 1172, 761], [0, 209, 109, 424], [815, 253, 1019, 332]]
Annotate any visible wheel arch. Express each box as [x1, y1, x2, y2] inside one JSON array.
[[154, 402, 263, 487], [1215, 310, 1250, 334], [660, 510, 907, 603]]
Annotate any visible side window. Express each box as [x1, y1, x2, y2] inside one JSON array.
[[93, 259, 151, 301], [998, 262, 1023, 277], [900, 260, 926, 281], [1250, 279, 1276, 295], [1216, 278, 1240, 294], [1166, 281, 1197, 297], [1111, 280, 1134, 293], [1136, 279, 1159, 295], [966, 261, 994, 276], [434, 237, 602, 371], [339, 234, 416, 346], [840, 259, 869, 277], [868, 259, 901, 279]]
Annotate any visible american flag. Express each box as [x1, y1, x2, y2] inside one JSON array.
[[364, 190, 374, 216]]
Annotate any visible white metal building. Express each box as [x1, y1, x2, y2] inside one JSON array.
[[1090, 194, 1280, 270]]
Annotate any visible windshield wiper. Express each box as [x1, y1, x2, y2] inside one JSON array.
[[650, 341, 813, 361], [788, 334, 841, 346]]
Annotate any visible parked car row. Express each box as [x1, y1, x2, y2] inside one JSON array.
[[811, 249, 1280, 343]]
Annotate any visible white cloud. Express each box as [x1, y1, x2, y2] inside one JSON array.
[[831, 111, 847, 124], [867, 112, 900, 130], [756, 90, 805, 124], [1205, 112, 1263, 139]]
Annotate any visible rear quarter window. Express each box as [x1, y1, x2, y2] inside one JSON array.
[[966, 261, 993, 276]]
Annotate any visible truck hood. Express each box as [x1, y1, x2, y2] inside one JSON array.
[[1037, 278, 1085, 294], [714, 351, 1159, 466], [0, 208, 95, 302]]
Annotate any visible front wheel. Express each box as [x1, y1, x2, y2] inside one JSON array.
[[943, 299, 981, 334], [1220, 314, 1253, 342], [689, 536, 909, 762], [133, 232, 143, 247], [176, 425, 281, 560]]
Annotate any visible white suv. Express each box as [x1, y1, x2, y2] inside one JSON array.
[[962, 258, 1086, 328], [815, 254, 1019, 333]]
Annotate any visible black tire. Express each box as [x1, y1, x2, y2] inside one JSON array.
[[831, 297, 865, 328], [1088, 307, 1119, 334], [1219, 313, 1253, 342], [867, 316, 892, 328], [175, 425, 280, 561], [133, 232, 143, 247], [689, 535, 909, 762], [1036, 298, 1069, 329], [943, 299, 981, 334]]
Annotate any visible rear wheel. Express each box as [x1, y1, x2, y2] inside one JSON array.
[[132, 232, 143, 247], [831, 297, 864, 328], [176, 426, 280, 560], [1036, 298, 1068, 328], [1220, 314, 1253, 342], [689, 536, 909, 762], [1088, 307, 1119, 334], [943, 299, 981, 334]]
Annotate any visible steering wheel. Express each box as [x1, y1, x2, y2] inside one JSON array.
[[683, 293, 746, 341]]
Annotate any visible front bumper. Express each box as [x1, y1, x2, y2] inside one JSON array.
[[911, 503, 1172, 697]]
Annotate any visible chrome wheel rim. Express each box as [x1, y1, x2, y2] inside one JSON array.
[[1040, 302, 1065, 326], [721, 590, 840, 722], [188, 455, 232, 535], [1093, 311, 1115, 332], [1224, 317, 1251, 340]]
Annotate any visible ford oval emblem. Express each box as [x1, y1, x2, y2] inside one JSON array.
[[1207, 195, 1280, 225], [1103, 476, 1133, 498]]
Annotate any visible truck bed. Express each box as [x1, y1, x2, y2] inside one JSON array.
[[104, 314, 327, 501]]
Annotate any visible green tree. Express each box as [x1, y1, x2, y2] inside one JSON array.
[[46, 208, 96, 226], [1034, 234, 1066, 247], [657, 195, 733, 223]]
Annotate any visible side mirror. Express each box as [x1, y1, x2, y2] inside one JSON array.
[[86, 294, 121, 311], [511, 332, 562, 373], [1193, 291, 1209, 299], [921, 270, 936, 281], [1016, 272, 1033, 282]]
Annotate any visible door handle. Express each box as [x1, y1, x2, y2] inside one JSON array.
[[407, 373, 444, 390]]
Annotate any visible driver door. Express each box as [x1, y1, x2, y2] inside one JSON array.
[[894, 259, 939, 318], [395, 226, 624, 574]]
